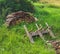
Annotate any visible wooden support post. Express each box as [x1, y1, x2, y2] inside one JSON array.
[[45, 22, 55, 38], [35, 24, 40, 30], [39, 24, 42, 30], [24, 25, 34, 43], [35, 24, 46, 42]]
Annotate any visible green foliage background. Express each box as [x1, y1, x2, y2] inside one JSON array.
[[0, 0, 60, 54]]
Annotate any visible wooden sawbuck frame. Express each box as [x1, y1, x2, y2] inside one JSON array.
[[24, 23, 55, 43]]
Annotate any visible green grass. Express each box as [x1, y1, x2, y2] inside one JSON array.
[[0, 3, 60, 54]]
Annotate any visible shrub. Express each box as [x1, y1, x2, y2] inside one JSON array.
[[0, 0, 35, 14]]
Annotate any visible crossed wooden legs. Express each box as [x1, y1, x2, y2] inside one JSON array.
[[24, 25, 34, 43], [24, 23, 55, 43]]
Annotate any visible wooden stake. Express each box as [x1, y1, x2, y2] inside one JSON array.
[[35, 24, 46, 42], [24, 25, 34, 43], [39, 24, 42, 30], [45, 22, 55, 38]]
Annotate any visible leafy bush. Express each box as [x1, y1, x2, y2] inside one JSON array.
[[0, 0, 35, 26], [0, 0, 35, 15]]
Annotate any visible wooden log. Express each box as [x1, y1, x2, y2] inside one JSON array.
[[29, 30, 49, 37], [29, 32, 38, 36], [47, 40, 60, 54], [41, 30, 48, 34], [24, 25, 34, 43]]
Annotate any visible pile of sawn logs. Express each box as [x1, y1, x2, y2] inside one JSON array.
[[47, 40, 60, 54], [5, 11, 37, 27]]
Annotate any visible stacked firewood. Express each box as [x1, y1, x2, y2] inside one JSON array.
[[47, 40, 60, 54], [5, 11, 38, 27]]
